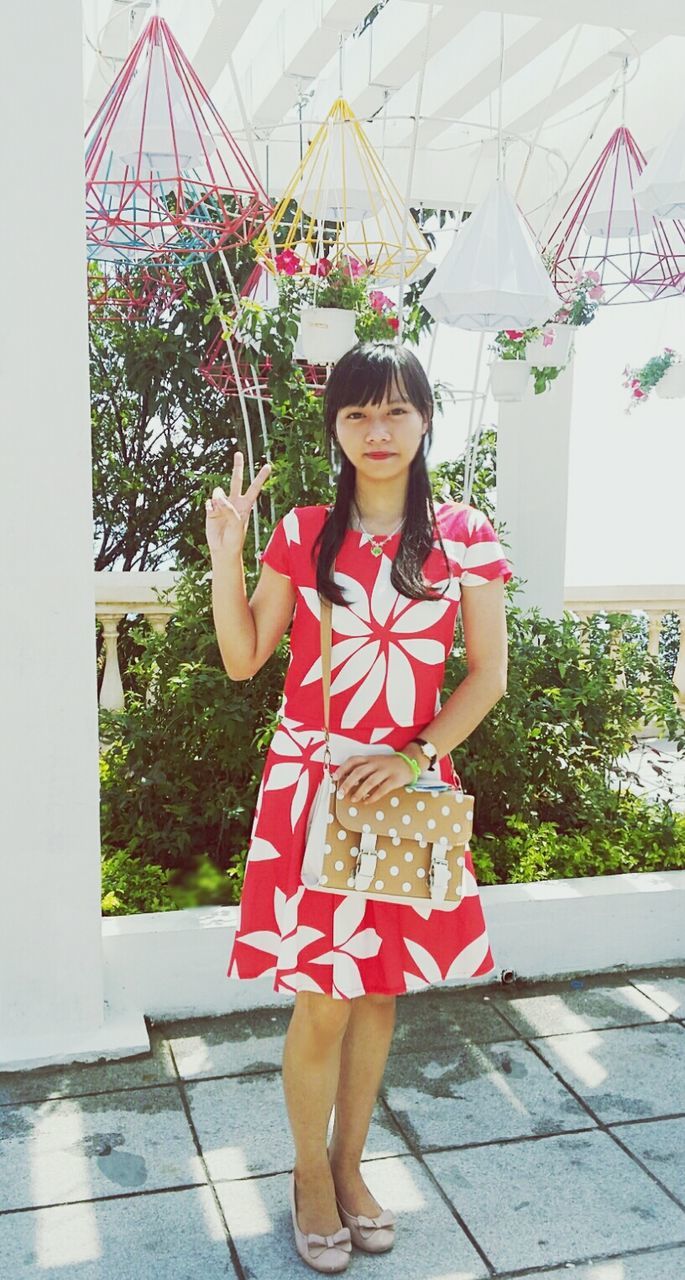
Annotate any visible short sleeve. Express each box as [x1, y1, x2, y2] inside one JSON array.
[[259, 514, 291, 578], [259, 507, 302, 580], [458, 505, 513, 586]]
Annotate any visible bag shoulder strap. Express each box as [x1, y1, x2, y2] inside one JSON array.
[[320, 554, 335, 739]]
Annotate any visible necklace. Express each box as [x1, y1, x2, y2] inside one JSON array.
[[352, 503, 405, 556]]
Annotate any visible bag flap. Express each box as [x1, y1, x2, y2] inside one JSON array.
[[333, 782, 473, 845]]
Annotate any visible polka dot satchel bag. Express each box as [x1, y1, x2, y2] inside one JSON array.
[[301, 576, 474, 910]]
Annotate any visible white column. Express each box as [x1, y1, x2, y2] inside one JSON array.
[[496, 363, 574, 619], [0, 1, 147, 1068]]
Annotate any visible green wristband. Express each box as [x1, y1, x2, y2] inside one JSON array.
[[395, 750, 421, 785]]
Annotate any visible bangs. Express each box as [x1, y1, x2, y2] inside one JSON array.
[[338, 359, 409, 410], [324, 342, 432, 432]]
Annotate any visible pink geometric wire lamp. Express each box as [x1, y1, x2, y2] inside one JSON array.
[[543, 126, 685, 303], [85, 16, 272, 265]]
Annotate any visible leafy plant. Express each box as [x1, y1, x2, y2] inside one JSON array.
[[622, 347, 681, 411]]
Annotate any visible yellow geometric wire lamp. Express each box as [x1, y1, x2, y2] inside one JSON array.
[[253, 97, 430, 282]]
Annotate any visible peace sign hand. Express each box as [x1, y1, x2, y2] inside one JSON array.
[[205, 451, 271, 558]]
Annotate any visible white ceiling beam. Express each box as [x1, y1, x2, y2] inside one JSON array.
[[388, 17, 574, 148], [236, 0, 370, 126], [408, 0, 685, 33], [505, 29, 663, 137]]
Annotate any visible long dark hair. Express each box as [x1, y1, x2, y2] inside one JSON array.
[[313, 342, 452, 606]]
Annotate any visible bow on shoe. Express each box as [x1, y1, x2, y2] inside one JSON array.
[[356, 1208, 396, 1238], [307, 1228, 353, 1259]]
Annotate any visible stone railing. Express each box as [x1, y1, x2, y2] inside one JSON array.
[[564, 584, 685, 724], [95, 572, 685, 714], [96, 570, 180, 710]]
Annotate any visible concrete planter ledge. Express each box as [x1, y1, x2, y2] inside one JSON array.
[[102, 869, 685, 1021]]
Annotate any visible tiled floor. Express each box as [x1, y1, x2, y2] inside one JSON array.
[[1, 967, 685, 1278]]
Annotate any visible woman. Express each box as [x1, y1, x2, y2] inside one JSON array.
[[206, 341, 511, 1273]]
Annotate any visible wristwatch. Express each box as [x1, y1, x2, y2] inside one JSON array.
[[409, 737, 439, 772]]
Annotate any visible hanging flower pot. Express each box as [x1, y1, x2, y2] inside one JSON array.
[[298, 306, 358, 364], [525, 323, 576, 368], [655, 361, 685, 398], [490, 360, 531, 402]]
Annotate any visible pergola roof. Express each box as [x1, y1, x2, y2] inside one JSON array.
[[83, 0, 685, 238]]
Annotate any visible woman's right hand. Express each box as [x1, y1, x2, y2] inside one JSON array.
[[205, 451, 272, 558]]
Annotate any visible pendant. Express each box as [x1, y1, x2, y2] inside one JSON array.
[[371, 543, 383, 556]]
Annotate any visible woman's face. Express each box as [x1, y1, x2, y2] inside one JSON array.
[[335, 387, 428, 477]]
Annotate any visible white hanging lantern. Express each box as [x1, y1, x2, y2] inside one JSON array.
[[296, 118, 378, 222], [422, 181, 561, 331], [634, 111, 685, 221], [109, 42, 216, 176]]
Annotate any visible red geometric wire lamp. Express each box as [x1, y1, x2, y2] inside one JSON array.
[[85, 15, 272, 266], [543, 126, 685, 303]]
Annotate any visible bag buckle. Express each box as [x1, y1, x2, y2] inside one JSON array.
[[354, 849, 377, 890], [428, 838, 451, 902]]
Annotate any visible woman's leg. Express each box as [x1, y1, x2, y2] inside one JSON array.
[[328, 993, 397, 1214], [282, 990, 354, 1235]]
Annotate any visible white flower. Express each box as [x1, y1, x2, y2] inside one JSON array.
[[310, 895, 383, 999], [265, 722, 328, 832], [299, 555, 457, 727], [403, 929, 492, 987], [238, 885, 325, 972]]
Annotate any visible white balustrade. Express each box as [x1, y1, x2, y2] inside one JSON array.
[[95, 573, 685, 714], [95, 570, 180, 714]]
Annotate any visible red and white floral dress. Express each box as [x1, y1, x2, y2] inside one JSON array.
[[226, 500, 512, 1000]]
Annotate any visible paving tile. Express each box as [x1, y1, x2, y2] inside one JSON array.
[[0, 1025, 176, 1106], [381, 1038, 591, 1150], [160, 1005, 291, 1079], [185, 1070, 410, 1182], [0, 1085, 204, 1213], [215, 1155, 491, 1280], [491, 981, 671, 1037], [514, 1245, 685, 1279], [531, 1022, 685, 1122], [425, 1130, 685, 1274], [0, 1185, 238, 1279], [632, 976, 685, 1021], [392, 988, 520, 1055], [612, 1116, 685, 1203]]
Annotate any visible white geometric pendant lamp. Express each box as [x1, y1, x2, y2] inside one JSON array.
[[634, 107, 685, 221], [422, 179, 562, 330]]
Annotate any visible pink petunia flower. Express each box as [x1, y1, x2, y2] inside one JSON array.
[[309, 258, 333, 277], [274, 249, 302, 276], [585, 269, 601, 283], [342, 256, 366, 279], [369, 289, 394, 312], [632, 387, 646, 398], [504, 330, 525, 340], [588, 285, 604, 300]]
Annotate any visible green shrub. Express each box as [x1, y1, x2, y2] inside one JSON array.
[[98, 559, 287, 906], [447, 603, 685, 841], [101, 845, 175, 916]]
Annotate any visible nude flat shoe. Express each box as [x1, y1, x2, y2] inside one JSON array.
[[335, 1196, 396, 1253], [289, 1170, 352, 1273]]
